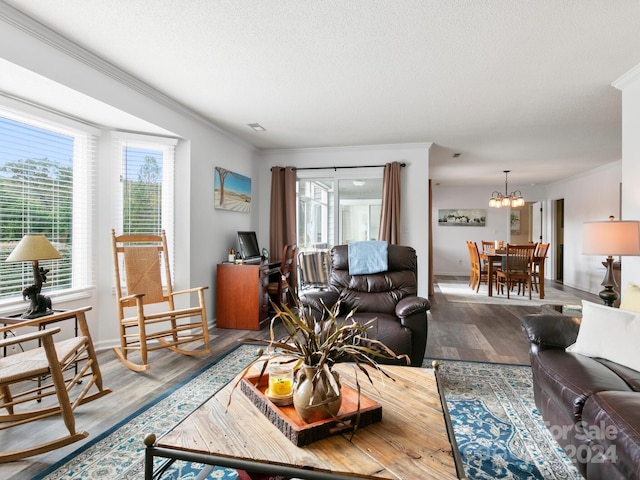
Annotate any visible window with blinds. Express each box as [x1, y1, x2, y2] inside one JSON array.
[[113, 133, 176, 272], [0, 110, 96, 301], [122, 145, 164, 234]]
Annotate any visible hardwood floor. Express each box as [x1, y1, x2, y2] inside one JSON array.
[[1, 277, 599, 479], [427, 275, 598, 365]]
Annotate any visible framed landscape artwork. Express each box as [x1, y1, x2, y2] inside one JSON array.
[[214, 167, 251, 212], [510, 210, 521, 234], [438, 209, 486, 227]]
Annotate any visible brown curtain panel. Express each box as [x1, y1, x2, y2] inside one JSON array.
[[378, 161, 402, 244], [269, 166, 297, 287]]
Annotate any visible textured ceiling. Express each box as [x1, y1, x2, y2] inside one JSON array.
[[2, 0, 640, 186]]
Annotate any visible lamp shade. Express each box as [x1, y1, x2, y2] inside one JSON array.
[[583, 221, 640, 256], [5, 235, 62, 262]]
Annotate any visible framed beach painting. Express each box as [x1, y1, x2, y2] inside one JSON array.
[[438, 209, 486, 227], [214, 167, 251, 212]]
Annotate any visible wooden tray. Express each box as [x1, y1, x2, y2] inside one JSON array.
[[240, 373, 382, 446]]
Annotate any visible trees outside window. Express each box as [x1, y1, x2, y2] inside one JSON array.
[[0, 114, 95, 300]]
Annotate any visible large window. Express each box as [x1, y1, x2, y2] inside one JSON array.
[[297, 178, 334, 249], [113, 133, 176, 271], [0, 109, 96, 302], [113, 134, 175, 236], [297, 174, 382, 250]]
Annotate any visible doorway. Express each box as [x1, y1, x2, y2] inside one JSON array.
[[554, 199, 565, 282]]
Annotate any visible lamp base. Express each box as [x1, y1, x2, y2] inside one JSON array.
[[599, 257, 619, 307], [21, 284, 54, 319], [598, 286, 619, 308]]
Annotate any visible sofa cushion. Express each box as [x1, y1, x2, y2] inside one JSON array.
[[596, 358, 640, 392], [533, 349, 633, 423], [620, 282, 640, 312], [566, 300, 640, 372], [582, 391, 640, 480]]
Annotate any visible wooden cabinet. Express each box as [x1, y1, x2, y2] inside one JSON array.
[[216, 262, 279, 330]]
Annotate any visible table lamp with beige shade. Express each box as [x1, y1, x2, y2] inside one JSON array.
[[5, 234, 61, 318], [583, 217, 640, 307]]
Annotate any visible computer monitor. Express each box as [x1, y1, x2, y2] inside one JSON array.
[[237, 231, 261, 263]]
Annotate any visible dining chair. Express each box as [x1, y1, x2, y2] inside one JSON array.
[[466, 241, 478, 288], [532, 242, 549, 294], [481, 240, 504, 270], [495, 243, 536, 299], [469, 241, 493, 292], [267, 243, 297, 309]]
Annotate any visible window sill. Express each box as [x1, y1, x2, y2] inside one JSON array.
[[0, 287, 95, 318]]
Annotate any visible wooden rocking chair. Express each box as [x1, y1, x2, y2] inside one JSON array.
[[111, 230, 210, 371], [0, 307, 111, 462]]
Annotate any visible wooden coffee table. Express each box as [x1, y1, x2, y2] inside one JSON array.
[[144, 363, 464, 479]]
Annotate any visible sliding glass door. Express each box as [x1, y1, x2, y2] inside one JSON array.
[[296, 174, 382, 250]]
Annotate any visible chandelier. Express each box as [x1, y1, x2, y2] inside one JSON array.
[[489, 170, 525, 208]]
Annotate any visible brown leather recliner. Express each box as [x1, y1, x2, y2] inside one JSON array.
[[300, 244, 430, 367]]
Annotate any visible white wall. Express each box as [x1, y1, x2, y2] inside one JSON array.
[[545, 163, 622, 293], [431, 184, 546, 275], [615, 64, 640, 292], [257, 144, 432, 298]]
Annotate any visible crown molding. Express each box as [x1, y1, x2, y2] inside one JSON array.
[[612, 63, 640, 91], [0, 2, 255, 150], [260, 142, 433, 156]]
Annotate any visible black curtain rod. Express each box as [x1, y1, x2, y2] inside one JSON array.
[[271, 163, 406, 172]]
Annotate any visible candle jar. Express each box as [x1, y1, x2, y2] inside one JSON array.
[[268, 364, 293, 397]]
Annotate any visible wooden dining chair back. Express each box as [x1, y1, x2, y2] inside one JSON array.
[[532, 242, 550, 293], [111, 229, 210, 371], [481, 240, 494, 252], [481, 240, 504, 270], [466, 241, 478, 288], [496, 243, 536, 299], [0, 307, 111, 462], [467, 241, 492, 292], [267, 243, 297, 309]]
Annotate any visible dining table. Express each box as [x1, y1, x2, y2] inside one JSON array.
[[479, 248, 546, 299]]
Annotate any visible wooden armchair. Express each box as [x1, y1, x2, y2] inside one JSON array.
[[111, 230, 210, 371], [0, 307, 111, 462]]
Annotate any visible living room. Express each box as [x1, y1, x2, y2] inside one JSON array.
[[2, 2, 640, 478]]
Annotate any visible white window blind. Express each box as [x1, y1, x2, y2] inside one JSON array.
[[0, 108, 97, 301], [112, 133, 176, 272]]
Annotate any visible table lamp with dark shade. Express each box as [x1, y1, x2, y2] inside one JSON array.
[[5, 234, 62, 318], [583, 218, 640, 307]]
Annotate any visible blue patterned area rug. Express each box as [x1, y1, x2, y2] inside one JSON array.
[[34, 345, 259, 480], [35, 346, 581, 479], [436, 360, 582, 479]]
